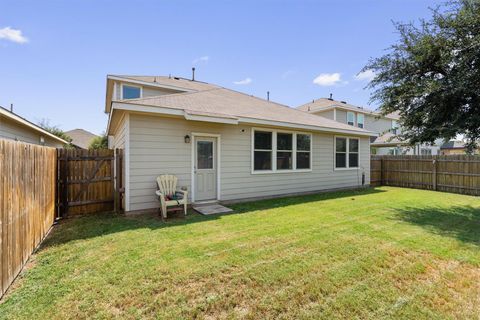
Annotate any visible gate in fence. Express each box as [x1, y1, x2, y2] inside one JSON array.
[[57, 148, 123, 216]]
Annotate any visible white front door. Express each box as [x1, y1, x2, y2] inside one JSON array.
[[194, 137, 217, 201]]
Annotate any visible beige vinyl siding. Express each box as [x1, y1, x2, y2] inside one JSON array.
[[0, 116, 64, 147], [127, 113, 370, 211], [313, 109, 335, 120], [335, 109, 347, 124], [113, 81, 184, 100], [111, 114, 127, 150], [365, 114, 393, 134]]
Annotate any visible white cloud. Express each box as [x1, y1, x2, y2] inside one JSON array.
[[354, 69, 376, 81], [233, 77, 252, 85], [313, 73, 342, 86], [0, 27, 28, 44], [192, 56, 209, 64]]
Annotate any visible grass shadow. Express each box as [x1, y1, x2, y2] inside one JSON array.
[[40, 187, 386, 249], [393, 205, 480, 246]]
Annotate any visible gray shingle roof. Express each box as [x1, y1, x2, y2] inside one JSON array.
[[120, 87, 375, 135], [297, 98, 400, 120], [371, 132, 407, 146], [65, 129, 99, 149]]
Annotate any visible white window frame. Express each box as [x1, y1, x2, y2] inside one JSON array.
[[251, 128, 312, 174], [391, 120, 399, 134], [334, 136, 360, 170], [347, 112, 355, 126], [121, 83, 143, 100], [357, 113, 364, 129], [252, 130, 274, 172], [276, 132, 294, 170]]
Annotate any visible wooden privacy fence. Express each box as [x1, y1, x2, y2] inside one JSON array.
[[57, 149, 123, 216], [0, 140, 56, 298], [371, 155, 480, 196]]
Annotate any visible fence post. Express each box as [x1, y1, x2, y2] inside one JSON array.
[[380, 157, 384, 185], [432, 157, 437, 191]]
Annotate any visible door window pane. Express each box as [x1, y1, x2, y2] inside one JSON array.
[[277, 133, 292, 150], [254, 131, 272, 150], [297, 134, 311, 151], [197, 141, 213, 169], [254, 151, 272, 170], [277, 151, 292, 170], [296, 152, 310, 169]]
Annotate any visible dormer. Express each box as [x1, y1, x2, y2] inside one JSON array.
[[104, 75, 219, 114]]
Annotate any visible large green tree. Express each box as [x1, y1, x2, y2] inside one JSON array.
[[364, 0, 480, 151], [88, 133, 108, 150], [38, 119, 73, 147]]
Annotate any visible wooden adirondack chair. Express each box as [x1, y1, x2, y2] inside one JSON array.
[[155, 175, 188, 218]]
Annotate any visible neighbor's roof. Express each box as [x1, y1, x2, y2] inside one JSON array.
[[371, 132, 408, 147], [0, 106, 69, 144], [440, 140, 466, 150], [112, 86, 376, 136], [65, 128, 99, 149], [297, 98, 400, 120]]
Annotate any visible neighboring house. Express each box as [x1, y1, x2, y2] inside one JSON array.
[[440, 140, 479, 155], [105, 75, 375, 213], [65, 128, 99, 149], [0, 106, 68, 148], [297, 97, 443, 155]]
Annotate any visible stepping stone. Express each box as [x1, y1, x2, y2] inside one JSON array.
[[193, 204, 233, 215]]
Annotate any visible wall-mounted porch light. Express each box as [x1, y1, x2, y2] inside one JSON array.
[[184, 135, 191, 143]]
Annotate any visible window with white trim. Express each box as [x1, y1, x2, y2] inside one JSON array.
[[357, 114, 364, 128], [335, 137, 359, 169], [277, 133, 293, 170], [252, 130, 312, 172], [347, 112, 355, 126], [253, 131, 273, 171], [391, 120, 399, 135], [122, 85, 141, 99], [296, 134, 311, 169]]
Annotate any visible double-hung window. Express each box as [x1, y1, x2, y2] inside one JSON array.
[[357, 114, 364, 128], [252, 130, 311, 173], [391, 120, 399, 135], [296, 134, 311, 169], [335, 137, 359, 169], [277, 133, 293, 170], [347, 112, 355, 126], [254, 131, 273, 171]]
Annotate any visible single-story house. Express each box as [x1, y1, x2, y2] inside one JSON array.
[[65, 128, 99, 149], [105, 75, 376, 213], [0, 106, 68, 147]]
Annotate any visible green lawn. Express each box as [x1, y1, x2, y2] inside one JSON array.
[[1, 187, 479, 319]]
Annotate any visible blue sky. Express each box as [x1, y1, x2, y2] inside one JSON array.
[[1, 0, 439, 134]]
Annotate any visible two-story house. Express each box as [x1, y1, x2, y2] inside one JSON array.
[[105, 74, 375, 213], [297, 97, 443, 155]]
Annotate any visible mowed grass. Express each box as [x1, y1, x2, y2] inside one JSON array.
[[1, 187, 480, 319]]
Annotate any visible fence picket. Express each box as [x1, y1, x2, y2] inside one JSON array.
[[371, 155, 480, 196]]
